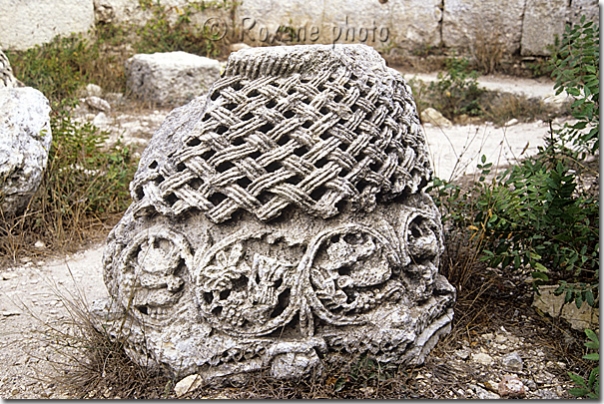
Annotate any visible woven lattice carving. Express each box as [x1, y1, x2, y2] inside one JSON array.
[[0, 50, 20, 88], [131, 44, 431, 223]]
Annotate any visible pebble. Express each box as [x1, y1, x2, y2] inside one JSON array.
[[505, 118, 519, 126], [93, 112, 111, 127], [34, 240, 45, 249], [472, 352, 494, 366], [470, 384, 500, 399], [498, 374, 526, 397], [1, 311, 21, 317], [0, 272, 18, 280], [455, 349, 470, 360], [174, 374, 203, 397], [502, 352, 523, 372]]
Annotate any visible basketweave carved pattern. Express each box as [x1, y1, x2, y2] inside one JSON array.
[[0, 49, 19, 88], [131, 45, 432, 223]]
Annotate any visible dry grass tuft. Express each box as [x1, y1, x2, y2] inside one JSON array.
[[471, 28, 505, 75]]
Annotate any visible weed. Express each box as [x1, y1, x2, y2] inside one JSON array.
[[426, 57, 485, 120], [471, 28, 504, 74], [481, 92, 564, 127], [567, 329, 599, 399], [135, 0, 231, 57]]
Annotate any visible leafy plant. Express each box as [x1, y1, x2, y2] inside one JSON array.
[[6, 33, 129, 107], [568, 329, 599, 399], [427, 57, 485, 120], [550, 15, 600, 154]]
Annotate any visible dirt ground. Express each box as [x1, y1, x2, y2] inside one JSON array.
[[0, 70, 596, 399]]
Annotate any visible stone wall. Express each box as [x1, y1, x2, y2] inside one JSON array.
[[0, 0, 599, 56]]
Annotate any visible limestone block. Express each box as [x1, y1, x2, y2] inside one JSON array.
[[0, 87, 52, 217], [0, 0, 94, 51], [521, 0, 568, 56], [94, 44, 455, 383], [532, 285, 599, 332], [442, 0, 526, 54], [125, 52, 221, 107]]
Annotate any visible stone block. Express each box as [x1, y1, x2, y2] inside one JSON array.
[[0, 0, 94, 51], [125, 51, 221, 107], [93, 44, 456, 383], [236, 0, 442, 51], [521, 0, 568, 56], [442, 0, 525, 54], [568, 0, 600, 27]]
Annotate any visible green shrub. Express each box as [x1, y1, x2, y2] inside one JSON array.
[[135, 0, 229, 57], [5, 35, 103, 105], [427, 57, 485, 120], [550, 15, 599, 155], [6, 34, 127, 107]]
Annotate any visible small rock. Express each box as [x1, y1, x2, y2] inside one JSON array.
[[230, 43, 251, 52], [85, 83, 103, 98], [472, 352, 494, 366], [421, 107, 452, 127], [93, 112, 110, 127], [1, 311, 21, 317], [484, 380, 499, 392], [470, 384, 500, 399], [455, 348, 470, 360], [498, 374, 525, 397], [1, 272, 18, 280], [535, 389, 558, 399], [85, 96, 111, 112], [501, 352, 523, 372], [505, 118, 519, 126], [174, 374, 203, 397], [495, 334, 507, 343], [20, 256, 31, 263], [34, 240, 45, 249]]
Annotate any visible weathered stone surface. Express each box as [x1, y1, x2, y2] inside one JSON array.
[[125, 51, 221, 107], [521, 0, 568, 56], [0, 87, 52, 216], [0, 0, 94, 51], [568, 0, 600, 27], [442, 0, 526, 54], [94, 44, 455, 383], [237, 0, 442, 50], [532, 285, 599, 331]]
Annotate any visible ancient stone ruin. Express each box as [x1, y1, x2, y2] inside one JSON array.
[[93, 44, 456, 383]]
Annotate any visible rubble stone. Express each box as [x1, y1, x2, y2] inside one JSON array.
[[0, 86, 52, 216]]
